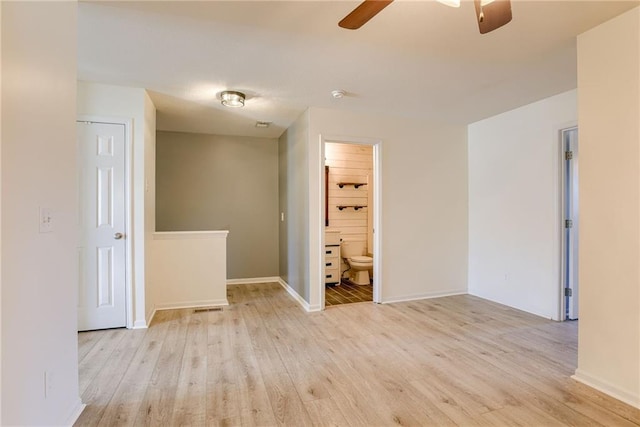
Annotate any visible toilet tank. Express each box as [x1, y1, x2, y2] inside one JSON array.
[[341, 241, 365, 258]]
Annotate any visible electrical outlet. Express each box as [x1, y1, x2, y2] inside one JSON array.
[[39, 207, 53, 233]]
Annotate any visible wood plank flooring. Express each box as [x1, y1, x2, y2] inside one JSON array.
[[325, 280, 373, 306], [75, 282, 640, 426]]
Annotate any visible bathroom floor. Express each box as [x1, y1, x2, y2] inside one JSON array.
[[325, 279, 373, 306]]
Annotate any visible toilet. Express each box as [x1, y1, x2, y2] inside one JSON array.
[[341, 241, 373, 285]]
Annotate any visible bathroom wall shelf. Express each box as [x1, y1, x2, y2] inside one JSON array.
[[337, 205, 367, 211], [337, 182, 367, 189]]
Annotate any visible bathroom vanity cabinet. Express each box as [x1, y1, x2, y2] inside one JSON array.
[[325, 231, 341, 286]]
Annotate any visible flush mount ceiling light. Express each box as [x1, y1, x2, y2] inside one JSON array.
[[220, 90, 245, 108], [331, 90, 346, 99], [436, 0, 460, 7]]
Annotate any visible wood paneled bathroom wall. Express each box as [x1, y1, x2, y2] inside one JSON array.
[[325, 142, 374, 254]]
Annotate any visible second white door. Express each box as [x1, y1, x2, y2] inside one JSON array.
[[77, 121, 127, 331]]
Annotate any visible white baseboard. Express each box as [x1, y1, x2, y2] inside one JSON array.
[[154, 299, 229, 312], [277, 278, 321, 312], [132, 319, 148, 329], [227, 276, 281, 285], [64, 397, 86, 426], [381, 289, 467, 304], [145, 307, 157, 328], [142, 298, 229, 327], [467, 291, 556, 320], [573, 369, 640, 409]]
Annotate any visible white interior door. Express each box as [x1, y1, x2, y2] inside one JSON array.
[[562, 127, 579, 320], [77, 121, 127, 331]]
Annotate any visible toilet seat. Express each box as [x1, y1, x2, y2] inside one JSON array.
[[351, 256, 372, 263]]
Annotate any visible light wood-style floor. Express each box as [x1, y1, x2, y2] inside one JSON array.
[[75, 282, 640, 426]]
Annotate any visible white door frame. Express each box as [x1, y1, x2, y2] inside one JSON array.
[[77, 115, 134, 329], [319, 135, 382, 308], [558, 124, 579, 321]]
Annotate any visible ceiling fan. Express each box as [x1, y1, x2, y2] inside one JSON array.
[[339, 0, 513, 34]]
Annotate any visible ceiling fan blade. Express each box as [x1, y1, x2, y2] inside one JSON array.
[[474, 0, 512, 34], [339, 0, 394, 30]]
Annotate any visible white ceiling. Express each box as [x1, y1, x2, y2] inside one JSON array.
[[78, 0, 638, 138]]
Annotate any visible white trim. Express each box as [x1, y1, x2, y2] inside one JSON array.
[[227, 276, 281, 285], [557, 126, 566, 322], [319, 135, 383, 309], [153, 230, 229, 240], [278, 278, 321, 312], [557, 121, 578, 322], [63, 398, 86, 427], [381, 289, 468, 304], [153, 299, 229, 311], [132, 319, 148, 330], [573, 369, 640, 409], [77, 116, 135, 329]]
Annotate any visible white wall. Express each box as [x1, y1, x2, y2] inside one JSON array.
[[0, 3, 3, 422], [468, 90, 577, 320], [77, 82, 156, 328], [150, 232, 228, 311], [325, 142, 373, 253], [1, 2, 83, 424], [144, 91, 156, 323], [575, 7, 640, 408], [307, 108, 469, 306]]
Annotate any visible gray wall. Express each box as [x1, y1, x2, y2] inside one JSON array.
[[156, 131, 279, 279], [278, 111, 310, 301]]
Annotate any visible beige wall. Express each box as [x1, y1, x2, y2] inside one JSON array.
[[575, 6, 640, 408], [308, 108, 469, 306], [156, 131, 279, 280], [1, 2, 82, 424], [77, 82, 156, 328], [468, 90, 577, 320]]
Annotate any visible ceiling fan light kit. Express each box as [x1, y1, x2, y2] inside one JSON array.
[[339, 0, 512, 34], [474, 0, 512, 34], [220, 90, 245, 108]]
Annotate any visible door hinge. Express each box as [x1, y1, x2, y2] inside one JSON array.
[[565, 151, 573, 160], [565, 288, 572, 297], [565, 219, 573, 228]]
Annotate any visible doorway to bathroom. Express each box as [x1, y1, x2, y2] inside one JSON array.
[[321, 137, 381, 308]]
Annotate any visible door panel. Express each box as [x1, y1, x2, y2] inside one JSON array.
[[562, 127, 579, 321], [77, 121, 127, 331]]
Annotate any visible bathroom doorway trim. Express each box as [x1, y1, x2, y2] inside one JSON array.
[[318, 135, 382, 308]]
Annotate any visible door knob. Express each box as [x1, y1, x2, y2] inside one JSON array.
[[114, 232, 124, 240]]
